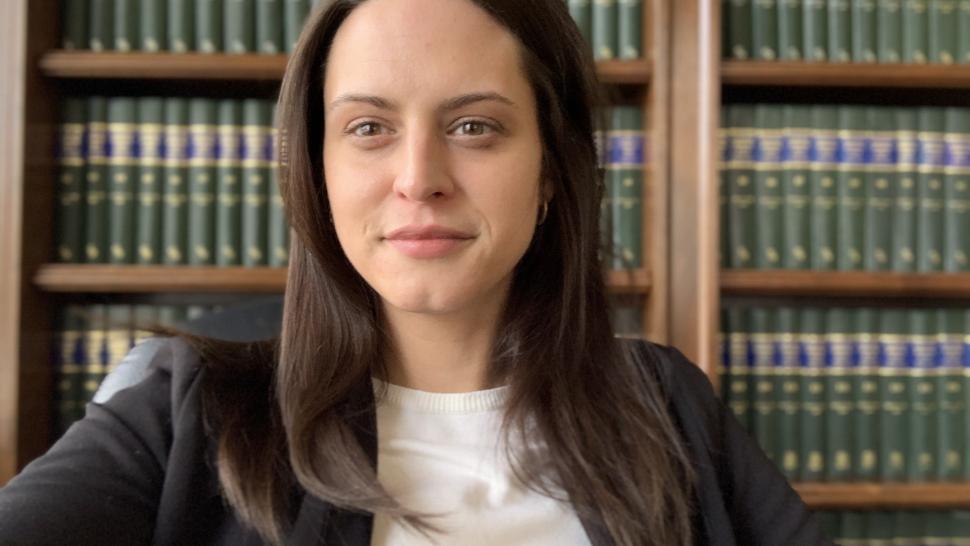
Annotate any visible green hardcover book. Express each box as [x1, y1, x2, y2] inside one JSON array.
[[131, 304, 157, 343], [719, 109, 730, 268], [242, 99, 270, 266], [89, 0, 114, 51], [782, 105, 811, 269], [727, 104, 757, 268], [752, 0, 779, 60], [107, 97, 138, 264], [867, 511, 895, 545], [774, 306, 801, 479], [878, 308, 909, 481], [892, 108, 918, 272], [136, 97, 164, 264], [283, 0, 310, 53], [928, 0, 959, 64], [167, 0, 194, 52], [256, 0, 283, 54], [907, 309, 937, 481], [851, 0, 877, 62], [893, 511, 924, 546], [106, 305, 133, 376], [722, 0, 730, 58], [188, 98, 218, 265], [754, 105, 784, 268], [803, 0, 827, 61], [877, 0, 903, 63], [113, 0, 138, 51], [961, 0, 970, 63], [750, 307, 779, 464], [723, 306, 752, 429], [840, 511, 865, 545], [826, 0, 851, 62], [225, 0, 255, 53], [197, 0, 223, 53], [54, 305, 88, 435], [848, 307, 879, 480], [569, 0, 592, 47], [216, 99, 242, 266], [56, 98, 87, 263], [917, 107, 946, 272], [617, 0, 642, 59], [824, 306, 854, 480], [936, 308, 964, 480], [592, 0, 617, 60], [835, 105, 867, 271], [730, 0, 753, 59], [85, 97, 110, 264], [63, 0, 89, 50], [797, 307, 825, 481], [778, 0, 803, 60], [863, 106, 895, 271], [943, 107, 970, 272], [902, 0, 930, 63], [607, 105, 644, 269], [139, 0, 166, 51], [269, 106, 289, 266], [82, 304, 109, 407], [963, 309, 970, 481], [611, 295, 644, 337], [809, 105, 838, 270], [163, 98, 190, 265]]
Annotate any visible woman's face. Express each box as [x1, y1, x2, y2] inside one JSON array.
[[322, 0, 546, 316]]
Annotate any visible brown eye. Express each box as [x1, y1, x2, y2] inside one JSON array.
[[458, 121, 487, 136], [351, 122, 382, 137]]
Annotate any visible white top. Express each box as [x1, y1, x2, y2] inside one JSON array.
[[369, 379, 593, 546]]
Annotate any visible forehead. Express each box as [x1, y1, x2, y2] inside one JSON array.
[[323, 0, 531, 107]]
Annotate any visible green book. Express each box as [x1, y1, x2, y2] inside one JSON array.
[[750, 307, 779, 464], [727, 105, 757, 268], [256, 0, 283, 54], [824, 307, 853, 480], [917, 107, 946, 272], [782, 105, 811, 269], [54, 305, 88, 435], [242, 99, 270, 266], [106, 305, 134, 377], [907, 309, 937, 481], [139, 0, 166, 51], [961, 0, 970, 63], [197, 0, 223, 53], [863, 106, 894, 271], [216, 99, 242, 266], [107, 97, 138, 264], [283, 0, 310, 53], [840, 511, 865, 544], [607, 105, 644, 269], [797, 307, 825, 481], [928, 0, 959, 64], [225, 0, 255, 53], [113, 0, 138, 52], [89, 0, 114, 51], [163, 98, 190, 265], [85, 97, 110, 264], [730, 0, 753, 59], [568, 0, 592, 47], [188, 98, 218, 265], [63, 0, 89, 50], [754, 105, 784, 269], [591, 0, 617, 60], [774, 306, 801, 479], [82, 304, 109, 407], [878, 308, 909, 481], [802, 0, 827, 61], [752, 0, 779, 60], [167, 0, 194, 52], [809, 105, 838, 270], [850, 0, 877, 62], [611, 295, 643, 337], [962, 309, 970, 481], [943, 107, 970, 272], [269, 108, 288, 267], [877, 0, 903, 63], [848, 307, 879, 480], [719, 109, 730, 268], [826, 0, 851, 62], [131, 304, 158, 343], [617, 0, 642, 59], [136, 97, 164, 264], [937, 309, 965, 480], [724, 306, 752, 430], [56, 98, 87, 263], [892, 108, 918, 272], [835, 106, 866, 271], [778, 0, 803, 60], [902, 0, 930, 63]]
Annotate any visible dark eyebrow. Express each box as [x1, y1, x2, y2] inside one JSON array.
[[326, 92, 516, 114]]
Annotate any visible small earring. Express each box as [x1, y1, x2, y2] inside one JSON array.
[[537, 201, 549, 226]]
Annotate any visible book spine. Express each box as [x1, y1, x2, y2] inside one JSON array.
[[592, 0, 617, 60], [877, 0, 903, 63], [725, 305, 752, 430], [809, 105, 838, 269], [961, 0, 970, 63], [850, 0, 877, 62], [928, 0, 959, 64], [54, 305, 88, 435], [139, 0, 165, 51], [256, 0, 283, 54], [113, 0, 138, 52], [836, 106, 867, 270], [283, 0, 310, 53], [781, 105, 811, 269], [269, 107, 289, 266], [878, 308, 909, 481], [225, 0, 255, 53], [107, 97, 138, 264], [188, 98, 218, 265], [826, 0, 851, 62], [163, 98, 190, 265], [242, 99, 270, 266], [569, 0, 593, 47], [617, 0, 642, 59], [798, 307, 825, 481], [56, 97, 87, 263], [727, 104, 757, 268], [863, 106, 895, 271], [216, 99, 242, 266], [85, 97, 109, 263], [607, 105, 644, 269], [131, 304, 157, 343], [719, 109, 730, 267], [907, 309, 937, 481], [168, 0, 194, 52], [917, 107, 946, 272], [754, 104, 784, 268], [730, 0, 753, 59], [89, 0, 114, 51], [106, 305, 134, 377], [197, 0, 224, 53], [962, 309, 970, 480], [774, 306, 801, 479], [63, 0, 89, 50], [943, 108, 970, 272], [902, 0, 930, 63], [936, 308, 965, 480], [136, 97, 164, 264], [752, 0, 779, 60], [750, 307, 779, 465], [611, 295, 643, 337], [892, 108, 918, 272], [850, 307, 879, 480], [778, 0, 803, 60], [802, 0, 827, 61], [824, 306, 853, 480], [82, 304, 108, 407]]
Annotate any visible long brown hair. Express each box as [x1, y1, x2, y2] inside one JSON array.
[[199, 1, 696, 544]]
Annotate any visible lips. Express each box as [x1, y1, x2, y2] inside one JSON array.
[[384, 225, 475, 240], [383, 225, 475, 258]]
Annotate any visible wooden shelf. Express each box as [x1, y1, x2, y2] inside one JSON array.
[[38, 51, 652, 85], [722, 60, 970, 89], [34, 264, 652, 295], [796, 482, 970, 509], [720, 270, 970, 299]]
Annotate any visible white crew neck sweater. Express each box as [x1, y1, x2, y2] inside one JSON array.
[[369, 379, 593, 546]]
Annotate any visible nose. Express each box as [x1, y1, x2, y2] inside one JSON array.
[[392, 125, 454, 202]]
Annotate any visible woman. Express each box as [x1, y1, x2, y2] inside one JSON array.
[[0, 0, 830, 544]]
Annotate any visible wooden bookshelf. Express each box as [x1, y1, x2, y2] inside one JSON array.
[[795, 483, 970, 510], [722, 60, 970, 89], [720, 270, 970, 299]]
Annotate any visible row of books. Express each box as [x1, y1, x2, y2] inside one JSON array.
[[719, 103, 970, 272], [720, 305, 970, 483], [723, 0, 970, 64], [816, 509, 970, 545], [598, 105, 647, 269], [565, 0, 644, 61], [61, 0, 328, 53], [55, 96, 289, 266]]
